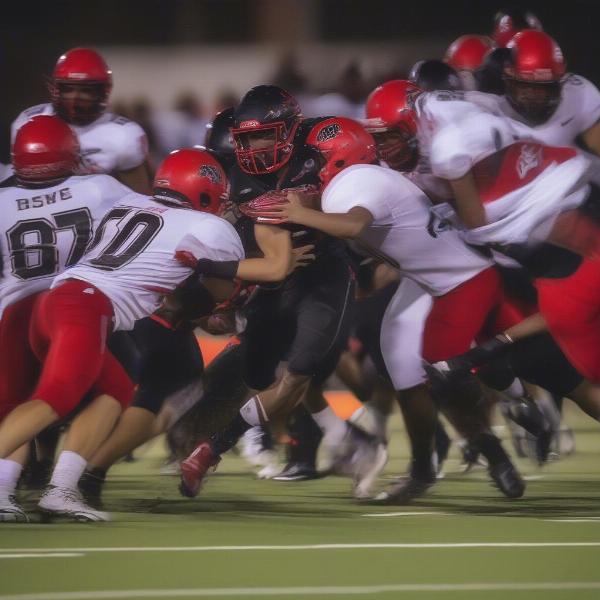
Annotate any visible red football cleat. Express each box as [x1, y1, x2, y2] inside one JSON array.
[[179, 442, 221, 498]]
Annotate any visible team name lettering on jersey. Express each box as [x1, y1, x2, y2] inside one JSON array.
[[16, 188, 73, 211]]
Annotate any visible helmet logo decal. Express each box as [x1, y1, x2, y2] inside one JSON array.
[[199, 164, 221, 184], [316, 123, 341, 142], [239, 119, 260, 128]]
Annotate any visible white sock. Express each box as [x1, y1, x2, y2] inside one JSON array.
[[0, 459, 23, 496], [502, 378, 526, 400], [240, 396, 268, 427], [49, 451, 87, 491], [312, 406, 347, 440]]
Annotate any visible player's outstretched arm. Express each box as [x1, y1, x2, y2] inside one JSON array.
[[272, 193, 374, 239]]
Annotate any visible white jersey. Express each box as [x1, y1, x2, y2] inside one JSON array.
[[321, 163, 492, 297], [54, 196, 245, 331], [418, 92, 595, 246], [0, 174, 130, 318], [466, 74, 600, 147], [11, 104, 147, 175]]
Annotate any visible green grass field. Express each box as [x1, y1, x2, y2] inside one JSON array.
[[2, 402, 600, 600]]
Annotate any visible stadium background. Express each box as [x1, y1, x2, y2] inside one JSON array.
[[2, 0, 600, 163]]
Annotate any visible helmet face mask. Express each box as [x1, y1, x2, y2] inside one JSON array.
[[231, 120, 298, 175], [371, 126, 419, 172], [505, 79, 562, 124], [51, 82, 109, 126], [232, 85, 302, 175]]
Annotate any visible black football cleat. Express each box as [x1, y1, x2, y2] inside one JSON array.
[[488, 460, 526, 499], [273, 462, 319, 482], [373, 471, 436, 505], [78, 468, 106, 509]]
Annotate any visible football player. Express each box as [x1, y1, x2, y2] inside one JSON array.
[[179, 86, 387, 500], [0, 115, 135, 521], [11, 48, 152, 194], [419, 87, 600, 384], [262, 116, 527, 501]]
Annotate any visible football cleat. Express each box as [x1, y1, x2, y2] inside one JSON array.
[[38, 485, 110, 521], [179, 442, 221, 498], [273, 462, 320, 482], [240, 426, 282, 479], [373, 473, 437, 504], [0, 494, 29, 523], [78, 468, 106, 509], [332, 424, 388, 499], [488, 461, 526, 499]]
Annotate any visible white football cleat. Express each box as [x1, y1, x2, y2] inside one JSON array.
[[241, 427, 282, 479], [0, 493, 29, 523], [38, 485, 110, 522]]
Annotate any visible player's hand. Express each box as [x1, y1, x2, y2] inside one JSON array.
[[289, 244, 315, 273]]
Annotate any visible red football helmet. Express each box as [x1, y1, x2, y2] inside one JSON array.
[[445, 35, 496, 71], [504, 30, 565, 124], [364, 80, 421, 171], [49, 48, 113, 126], [493, 9, 543, 47], [305, 117, 376, 187], [153, 148, 228, 214], [445, 35, 495, 89], [12, 115, 80, 182]]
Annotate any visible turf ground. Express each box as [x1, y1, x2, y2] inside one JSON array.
[[1, 401, 600, 600]]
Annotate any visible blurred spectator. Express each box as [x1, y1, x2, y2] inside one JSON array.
[[308, 61, 367, 119], [173, 91, 209, 147]]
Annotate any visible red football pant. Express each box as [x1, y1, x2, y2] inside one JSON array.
[[536, 258, 600, 382], [423, 267, 523, 363], [29, 279, 133, 418], [0, 293, 41, 421]]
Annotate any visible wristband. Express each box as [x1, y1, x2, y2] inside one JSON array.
[[194, 259, 239, 280]]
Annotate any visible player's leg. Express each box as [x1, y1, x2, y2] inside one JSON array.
[[0, 294, 41, 521], [376, 277, 440, 503], [81, 320, 203, 503], [423, 268, 525, 498], [39, 349, 133, 522]]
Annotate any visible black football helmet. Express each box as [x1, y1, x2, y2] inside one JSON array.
[[231, 85, 302, 175], [409, 59, 462, 91], [474, 47, 512, 95], [205, 107, 235, 169]]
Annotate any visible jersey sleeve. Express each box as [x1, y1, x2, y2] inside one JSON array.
[[322, 166, 393, 222], [114, 121, 148, 171], [176, 217, 245, 263], [567, 75, 600, 133], [423, 94, 515, 180]]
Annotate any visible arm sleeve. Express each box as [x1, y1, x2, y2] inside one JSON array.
[[115, 122, 148, 171], [571, 76, 600, 132], [322, 168, 393, 222], [176, 218, 245, 263]]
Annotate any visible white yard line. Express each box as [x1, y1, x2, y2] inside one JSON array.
[[544, 518, 600, 523], [1, 581, 600, 600], [0, 553, 83, 559], [2, 542, 600, 554], [362, 512, 449, 517]]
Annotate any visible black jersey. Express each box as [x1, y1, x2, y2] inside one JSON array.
[[227, 118, 348, 261]]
